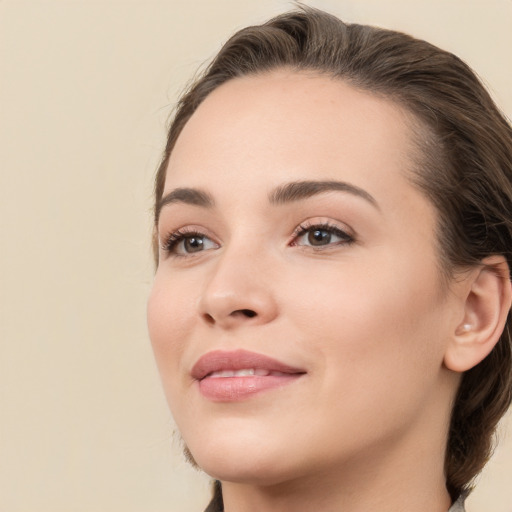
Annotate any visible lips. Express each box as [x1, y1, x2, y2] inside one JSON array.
[[191, 349, 306, 402]]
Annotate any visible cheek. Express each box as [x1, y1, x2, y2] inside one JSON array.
[[288, 252, 447, 390], [284, 263, 448, 454], [147, 274, 197, 382]]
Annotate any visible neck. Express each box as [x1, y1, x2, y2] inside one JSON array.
[[221, 458, 451, 512], [221, 455, 451, 512]]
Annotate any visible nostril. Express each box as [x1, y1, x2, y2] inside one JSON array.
[[203, 313, 215, 325], [238, 309, 257, 318], [202, 309, 258, 325]]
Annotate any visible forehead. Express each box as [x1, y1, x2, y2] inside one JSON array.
[[165, 70, 417, 195]]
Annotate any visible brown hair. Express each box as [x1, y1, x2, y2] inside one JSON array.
[[154, 5, 512, 501]]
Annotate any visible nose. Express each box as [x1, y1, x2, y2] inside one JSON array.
[[197, 248, 279, 329]]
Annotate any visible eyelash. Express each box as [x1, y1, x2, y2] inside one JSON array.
[[160, 227, 213, 255], [291, 222, 355, 248], [160, 221, 354, 257]]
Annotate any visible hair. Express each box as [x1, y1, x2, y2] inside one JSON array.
[[153, 5, 512, 502]]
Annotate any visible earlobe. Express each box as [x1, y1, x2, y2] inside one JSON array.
[[444, 256, 512, 373]]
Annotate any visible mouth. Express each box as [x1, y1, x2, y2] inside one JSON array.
[[191, 349, 306, 402], [208, 368, 293, 378]]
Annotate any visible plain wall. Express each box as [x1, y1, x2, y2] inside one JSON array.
[[1, 1, 511, 511]]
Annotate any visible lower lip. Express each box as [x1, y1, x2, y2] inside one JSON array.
[[198, 375, 303, 402]]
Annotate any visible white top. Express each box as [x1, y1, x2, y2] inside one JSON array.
[[448, 494, 467, 512]]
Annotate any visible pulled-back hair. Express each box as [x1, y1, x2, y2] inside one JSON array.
[[154, 5, 512, 501]]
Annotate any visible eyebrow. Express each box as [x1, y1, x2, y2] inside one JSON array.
[[156, 187, 215, 222], [269, 180, 379, 209], [156, 179, 379, 222]]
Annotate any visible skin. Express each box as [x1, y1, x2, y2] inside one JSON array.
[[147, 71, 472, 512]]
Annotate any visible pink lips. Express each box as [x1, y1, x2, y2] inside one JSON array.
[[191, 349, 306, 402]]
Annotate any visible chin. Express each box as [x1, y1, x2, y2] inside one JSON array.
[[200, 458, 293, 487], [183, 429, 297, 486]]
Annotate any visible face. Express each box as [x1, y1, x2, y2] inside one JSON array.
[[148, 71, 460, 487]]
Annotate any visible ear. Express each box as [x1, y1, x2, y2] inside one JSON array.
[[444, 256, 512, 373]]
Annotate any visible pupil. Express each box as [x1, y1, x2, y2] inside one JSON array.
[[184, 236, 204, 252], [308, 229, 331, 246]]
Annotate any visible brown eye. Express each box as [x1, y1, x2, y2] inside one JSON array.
[[293, 224, 353, 249], [162, 230, 219, 256], [178, 234, 219, 255], [308, 229, 332, 246], [183, 235, 205, 253]]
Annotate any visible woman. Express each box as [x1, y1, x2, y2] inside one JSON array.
[[147, 6, 512, 512]]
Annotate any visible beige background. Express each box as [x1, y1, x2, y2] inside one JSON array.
[[1, 0, 511, 511]]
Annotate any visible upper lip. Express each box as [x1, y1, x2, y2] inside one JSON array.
[[191, 349, 306, 380]]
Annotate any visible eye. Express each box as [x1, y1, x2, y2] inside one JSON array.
[[161, 228, 219, 256], [292, 222, 354, 248]]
